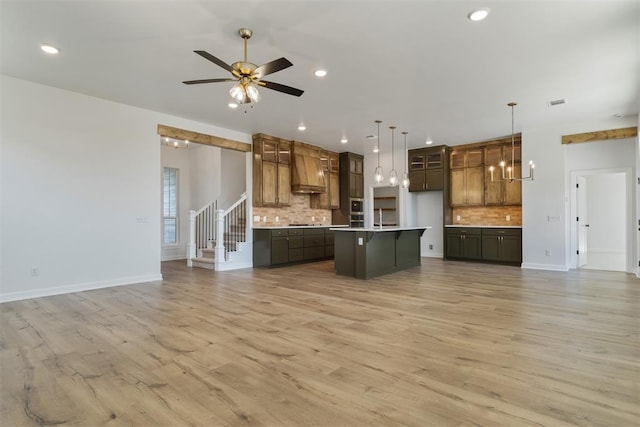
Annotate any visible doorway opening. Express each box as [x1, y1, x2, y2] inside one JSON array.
[[571, 169, 630, 272]]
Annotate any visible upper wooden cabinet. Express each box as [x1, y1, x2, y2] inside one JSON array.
[[311, 151, 340, 209], [484, 143, 522, 206], [449, 147, 484, 206], [253, 134, 291, 207], [408, 146, 446, 192]]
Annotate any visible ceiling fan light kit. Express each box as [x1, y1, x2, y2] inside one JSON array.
[[183, 28, 304, 104]]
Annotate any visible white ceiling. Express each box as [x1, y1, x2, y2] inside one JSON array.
[[1, 0, 638, 154]]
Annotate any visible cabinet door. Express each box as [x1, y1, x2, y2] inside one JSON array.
[[350, 157, 363, 174], [481, 235, 502, 261], [277, 164, 291, 206], [278, 141, 291, 164], [425, 168, 443, 190], [465, 167, 484, 205], [350, 173, 364, 198], [271, 236, 289, 265], [262, 162, 277, 206], [262, 140, 277, 162], [409, 170, 425, 192], [450, 169, 466, 205], [329, 172, 340, 208], [500, 235, 522, 263], [426, 151, 442, 168], [409, 150, 426, 171], [450, 151, 465, 168], [484, 168, 503, 205], [462, 234, 482, 259], [446, 231, 462, 258]]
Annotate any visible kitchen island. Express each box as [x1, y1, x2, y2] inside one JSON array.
[[331, 227, 430, 279]]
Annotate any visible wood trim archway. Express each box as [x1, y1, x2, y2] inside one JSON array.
[[157, 124, 251, 152]]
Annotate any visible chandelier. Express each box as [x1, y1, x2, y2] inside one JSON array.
[[401, 131, 410, 188], [488, 102, 535, 182], [374, 120, 384, 184]]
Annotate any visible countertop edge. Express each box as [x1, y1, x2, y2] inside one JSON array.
[[445, 225, 522, 228], [331, 226, 432, 232], [253, 225, 349, 229]]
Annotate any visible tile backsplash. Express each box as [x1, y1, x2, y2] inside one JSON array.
[[452, 206, 522, 226], [252, 194, 332, 226]]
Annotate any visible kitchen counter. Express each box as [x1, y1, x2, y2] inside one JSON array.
[[333, 226, 430, 279], [253, 225, 348, 229], [445, 225, 521, 228], [332, 226, 432, 232]]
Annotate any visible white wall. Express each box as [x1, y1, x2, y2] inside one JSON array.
[[0, 75, 251, 302], [414, 192, 444, 257], [189, 144, 222, 210], [522, 117, 637, 271], [219, 149, 247, 209]]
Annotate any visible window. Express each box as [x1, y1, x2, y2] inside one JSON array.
[[163, 167, 178, 244]]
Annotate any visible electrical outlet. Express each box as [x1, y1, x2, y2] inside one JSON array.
[[262, 216, 267, 222], [545, 249, 551, 256], [429, 244, 433, 250], [456, 215, 461, 221], [275, 216, 279, 222], [506, 215, 511, 221], [30, 267, 39, 277], [253, 215, 260, 222]]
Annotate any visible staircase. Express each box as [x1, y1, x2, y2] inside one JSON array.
[[188, 194, 252, 271]]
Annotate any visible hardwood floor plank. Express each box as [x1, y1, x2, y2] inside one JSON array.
[[1, 258, 638, 426]]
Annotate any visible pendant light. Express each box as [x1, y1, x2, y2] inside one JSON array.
[[401, 131, 410, 188], [389, 126, 398, 186], [488, 102, 535, 182], [374, 120, 384, 184]]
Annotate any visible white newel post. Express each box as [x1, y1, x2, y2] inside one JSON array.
[[215, 208, 225, 265], [187, 210, 196, 267]]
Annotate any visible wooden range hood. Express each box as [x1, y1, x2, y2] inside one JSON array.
[[290, 141, 326, 194]]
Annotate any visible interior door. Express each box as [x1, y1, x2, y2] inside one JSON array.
[[577, 176, 588, 267]]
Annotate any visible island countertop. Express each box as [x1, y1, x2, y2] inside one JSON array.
[[253, 225, 349, 229], [331, 226, 432, 232], [444, 225, 521, 228]]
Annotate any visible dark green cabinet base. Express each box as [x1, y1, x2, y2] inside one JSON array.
[[445, 227, 522, 265], [253, 228, 335, 267], [334, 229, 426, 279]]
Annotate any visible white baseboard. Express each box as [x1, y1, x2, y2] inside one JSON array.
[[0, 274, 163, 303], [161, 255, 188, 261], [215, 261, 253, 271], [421, 252, 444, 258], [521, 263, 569, 272]]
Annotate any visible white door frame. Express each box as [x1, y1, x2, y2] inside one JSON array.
[[569, 167, 632, 271]]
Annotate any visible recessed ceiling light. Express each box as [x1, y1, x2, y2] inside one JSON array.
[[314, 69, 327, 77], [228, 102, 239, 109], [468, 8, 489, 21], [365, 135, 376, 139], [373, 147, 379, 153], [425, 138, 433, 145], [40, 44, 59, 54], [298, 125, 306, 131], [340, 138, 348, 144]]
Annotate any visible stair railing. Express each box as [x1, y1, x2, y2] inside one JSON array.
[[187, 200, 217, 266], [215, 193, 248, 262]]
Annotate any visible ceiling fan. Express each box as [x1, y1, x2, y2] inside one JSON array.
[[183, 28, 304, 104]]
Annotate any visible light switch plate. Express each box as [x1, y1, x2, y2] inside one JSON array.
[[358, 237, 363, 245]]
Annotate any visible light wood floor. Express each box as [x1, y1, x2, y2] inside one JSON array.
[[1, 259, 638, 426]]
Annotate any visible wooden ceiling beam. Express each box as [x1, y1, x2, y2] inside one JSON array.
[[157, 124, 251, 152], [561, 126, 637, 145]]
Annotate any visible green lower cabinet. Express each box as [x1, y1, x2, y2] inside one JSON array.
[[271, 236, 290, 265], [481, 228, 522, 264], [445, 228, 482, 260], [253, 227, 334, 267], [446, 227, 521, 265]]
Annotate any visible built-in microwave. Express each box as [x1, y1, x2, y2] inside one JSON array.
[[350, 198, 363, 214], [350, 213, 364, 228]]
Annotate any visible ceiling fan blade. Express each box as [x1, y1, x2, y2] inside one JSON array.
[[254, 57, 293, 78], [194, 50, 234, 73], [259, 80, 304, 97], [183, 78, 236, 85]]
